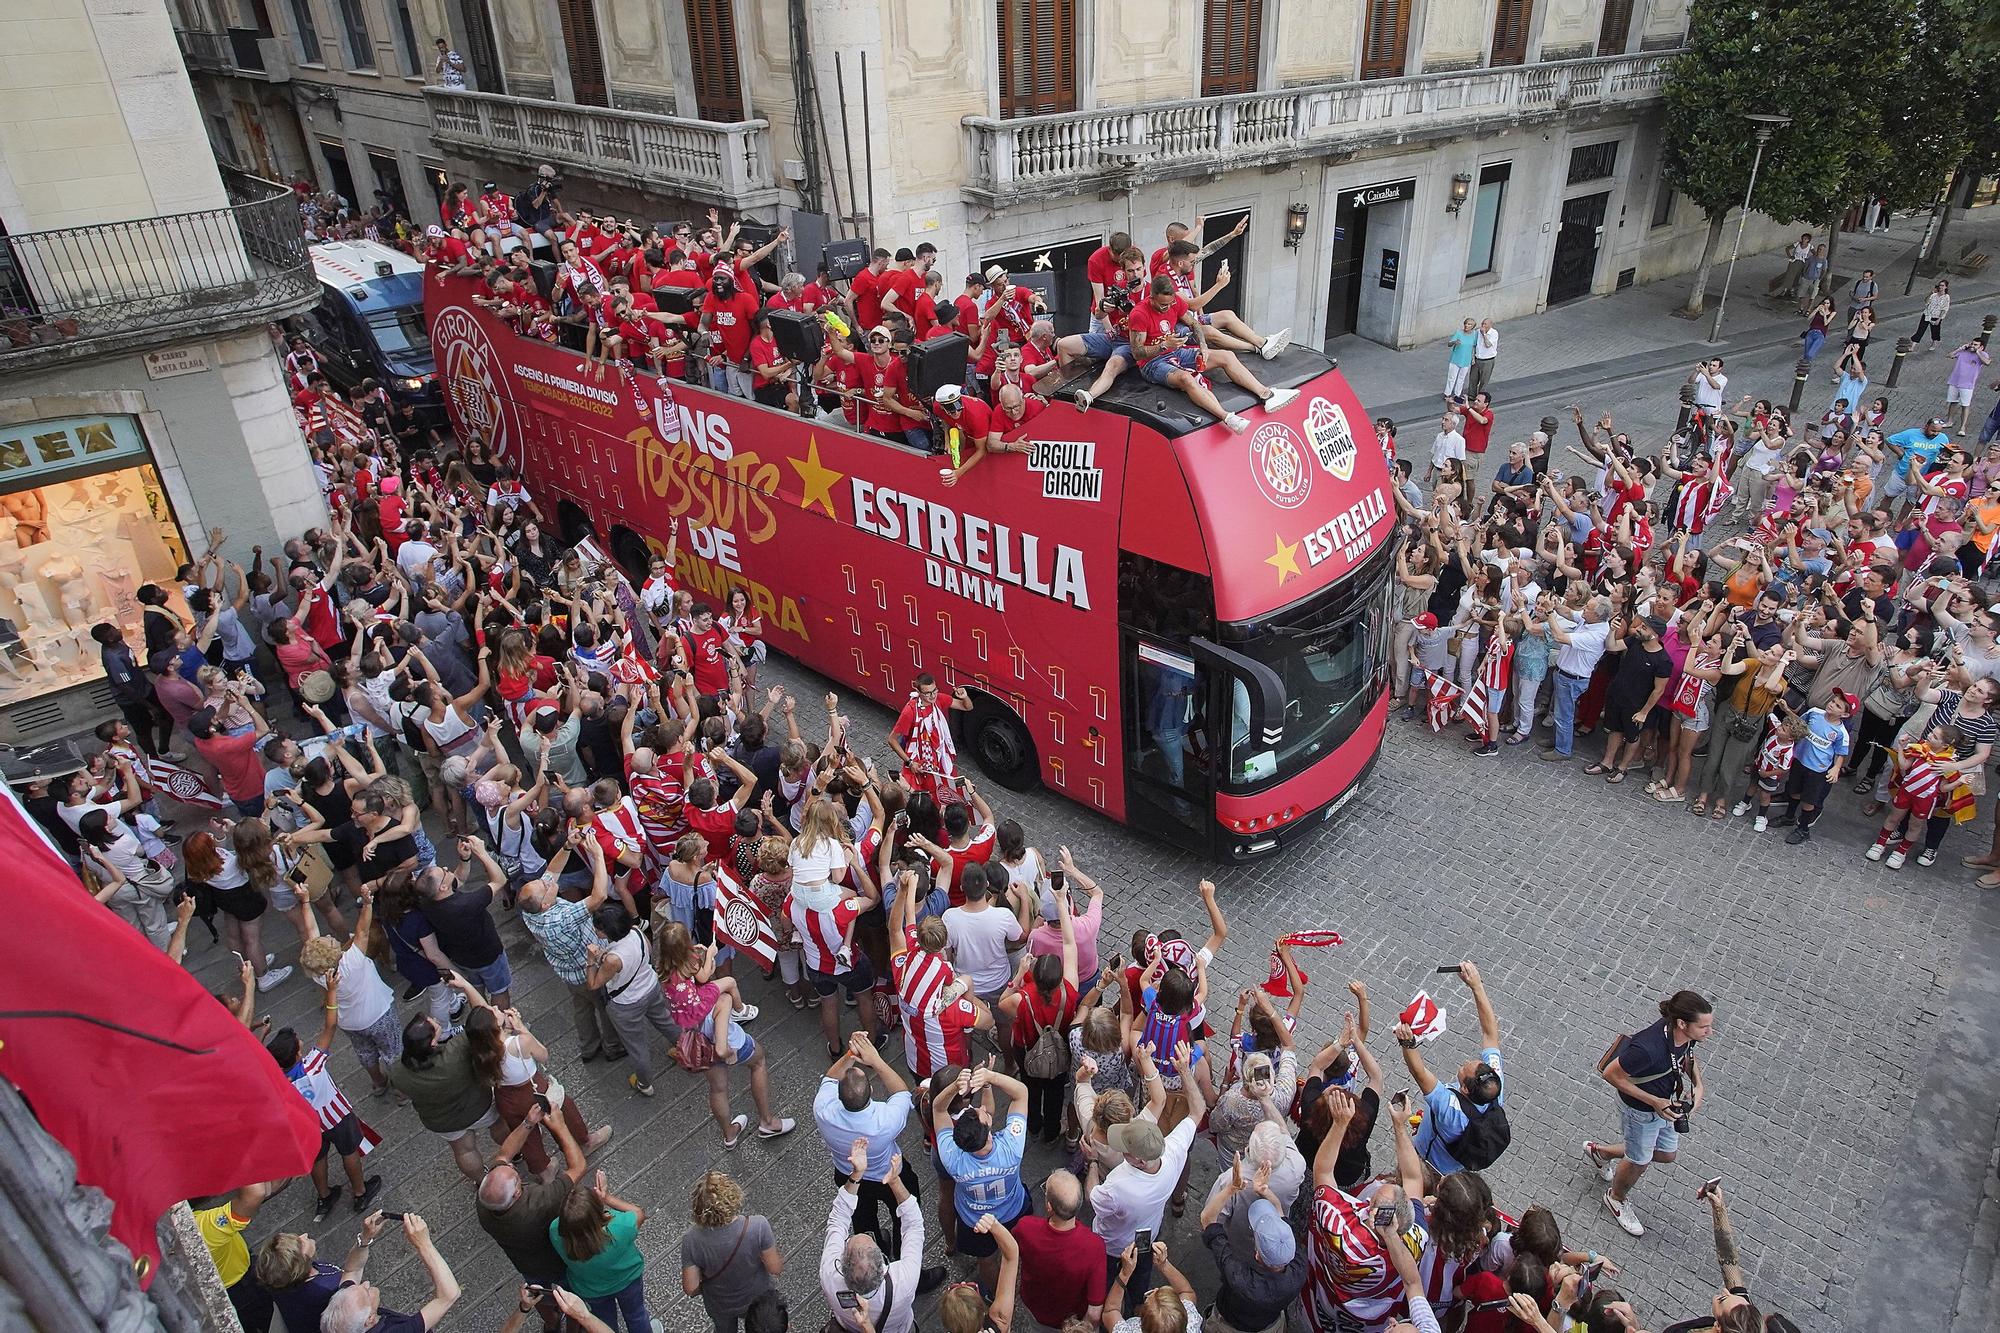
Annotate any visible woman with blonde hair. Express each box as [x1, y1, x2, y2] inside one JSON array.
[[678, 1170, 782, 1332], [786, 795, 853, 913], [252, 1213, 391, 1333], [552, 1169, 655, 1331]]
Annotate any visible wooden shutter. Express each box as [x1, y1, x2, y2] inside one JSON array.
[[996, 0, 1076, 118], [1200, 0, 1263, 97], [683, 0, 745, 121], [1490, 0, 1533, 67], [557, 0, 607, 106], [1598, 0, 1634, 55], [1359, 0, 1409, 80]]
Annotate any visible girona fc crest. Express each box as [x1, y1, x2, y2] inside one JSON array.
[[1248, 421, 1312, 509], [433, 305, 519, 462], [1305, 396, 1357, 482]]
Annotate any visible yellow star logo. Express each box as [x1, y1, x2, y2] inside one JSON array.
[[788, 437, 843, 519], [1266, 533, 1302, 584]]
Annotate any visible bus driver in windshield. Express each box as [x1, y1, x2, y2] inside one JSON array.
[[1127, 276, 1297, 436]]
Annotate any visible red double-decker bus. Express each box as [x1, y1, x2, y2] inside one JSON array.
[[430, 275, 1397, 858]]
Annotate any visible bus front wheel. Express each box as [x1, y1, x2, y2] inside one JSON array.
[[966, 699, 1039, 792]]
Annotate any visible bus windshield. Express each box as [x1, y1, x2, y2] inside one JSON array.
[[1222, 546, 1394, 788]]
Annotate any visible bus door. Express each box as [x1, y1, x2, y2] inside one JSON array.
[[1120, 634, 1212, 853]]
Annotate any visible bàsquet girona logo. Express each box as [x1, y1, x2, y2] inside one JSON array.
[[434, 305, 519, 461]]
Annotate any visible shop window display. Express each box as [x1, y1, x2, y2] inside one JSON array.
[[0, 422, 189, 702]]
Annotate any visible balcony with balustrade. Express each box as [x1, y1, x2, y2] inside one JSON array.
[[963, 51, 1680, 207], [423, 88, 779, 212], [172, 26, 291, 82], [0, 169, 318, 371]]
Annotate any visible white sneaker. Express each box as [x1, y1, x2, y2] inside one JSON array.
[[1582, 1140, 1617, 1183], [733, 1003, 760, 1023], [1885, 846, 1908, 869], [1222, 413, 1250, 435], [1073, 389, 1092, 414], [1753, 815, 1768, 832], [1730, 801, 1750, 817], [1263, 387, 1299, 414], [1864, 842, 1886, 861], [257, 965, 295, 991], [1604, 1192, 1644, 1236], [1260, 328, 1294, 360]]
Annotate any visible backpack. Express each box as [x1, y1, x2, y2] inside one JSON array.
[[1446, 1094, 1511, 1170], [1021, 1000, 1071, 1081]]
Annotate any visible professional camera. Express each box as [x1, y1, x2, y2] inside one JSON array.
[[1666, 1100, 1693, 1134], [1098, 280, 1136, 315]]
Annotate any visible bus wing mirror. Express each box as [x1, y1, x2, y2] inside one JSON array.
[[1188, 636, 1286, 749]]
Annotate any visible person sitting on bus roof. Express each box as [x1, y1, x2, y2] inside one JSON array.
[[934, 387, 1006, 489], [984, 342, 1047, 415], [1127, 276, 1297, 436], [1163, 241, 1292, 361], [1059, 247, 1147, 415], [1019, 321, 1065, 395]]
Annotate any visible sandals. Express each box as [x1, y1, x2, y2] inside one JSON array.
[[1605, 769, 1628, 784], [1584, 763, 1609, 776], [1710, 804, 1728, 821], [1654, 789, 1685, 804], [756, 1117, 798, 1139], [722, 1113, 749, 1149], [1691, 797, 1709, 816]]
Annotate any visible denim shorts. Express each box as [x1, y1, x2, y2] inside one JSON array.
[[1621, 1103, 1680, 1164], [700, 1011, 754, 1062], [466, 952, 513, 997], [1077, 333, 1129, 361], [1141, 347, 1199, 385]]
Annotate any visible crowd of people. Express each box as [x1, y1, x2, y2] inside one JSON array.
[[38, 175, 1990, 1333]]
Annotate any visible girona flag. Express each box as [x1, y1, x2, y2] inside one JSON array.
[[0, 788, 318, 1285], [713, 867, 778, 972], [1425, 671, 1462, 733], [1459, 688, 1488, 735], [1261, 929, 1345, 998]]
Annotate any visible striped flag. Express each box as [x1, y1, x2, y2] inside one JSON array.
[[1459, 689, 1487, 734], [142, 758, 226, 810], [1425, 671, 1462, 733], [713, 867, 777, 972]]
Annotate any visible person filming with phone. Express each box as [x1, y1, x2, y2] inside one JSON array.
[[1585, 990, 1715, 1238]]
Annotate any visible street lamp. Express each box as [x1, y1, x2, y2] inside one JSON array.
[[1708, 112, 1792, 344]]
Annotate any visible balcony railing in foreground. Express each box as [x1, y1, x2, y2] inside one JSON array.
[[0, 169, 317, 362]]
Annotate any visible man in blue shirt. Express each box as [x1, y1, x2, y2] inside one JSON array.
[[1396, 959, 1505, 1174], [1770, 693, 1854, 845], [1882, 418, 1952, 505], [815, 1033, 928, 1264], [931, 1065, 1030, 1290]]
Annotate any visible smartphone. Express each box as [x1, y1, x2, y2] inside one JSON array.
[[835, 1291, 860, 1311], [379, 1210, 408, 1221], [1698, 1176, 1722, 1200], [1372, 1202, 1396, 1228], [524, 1284, 547, 1300], [1435, 964, 1463, 974], [1049, 869, 1066, 894], [533, 1093, 553, 1116], [1134, 1228, 1152, 1254]]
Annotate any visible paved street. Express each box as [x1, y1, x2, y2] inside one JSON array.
[[204, 215, 2000, 1333]]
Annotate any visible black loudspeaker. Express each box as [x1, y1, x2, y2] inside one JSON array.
[[736, 221, 778, 249], [824, 239, 869, 282], [656, 286, 700, 317], [789, 210, 832, 276], [769, 308, 823, 364], [1006, 271, 1059, 317], [907, 333, 970, 402]]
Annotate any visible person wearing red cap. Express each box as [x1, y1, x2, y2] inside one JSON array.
[[1401, 612, 1450, 721], [1766, 692, 1854, 845]]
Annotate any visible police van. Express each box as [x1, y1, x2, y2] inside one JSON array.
[[297, 240, 443, 422]]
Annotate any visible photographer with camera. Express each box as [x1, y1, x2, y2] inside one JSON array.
[[1585, 990, 1715, 1237], [516, 165, 571, 251]]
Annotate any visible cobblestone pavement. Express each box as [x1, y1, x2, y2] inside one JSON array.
[[204, 640, 1983, 1333]]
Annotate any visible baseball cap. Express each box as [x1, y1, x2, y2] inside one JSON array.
[[1835, 690, 1860, 713], [1413, 612, 1439, 630], [867, 324, 893, 342], [424, 224, 445, 239], [1642, 615, 1669, 637], [934, 384, 963, 408], [1248, 1199, 1297, 1266], [483, 180, 498, 191], [1106, 1120, 1165, 1161], [984, 264, 1008, 285], [1037, 887, 1062, 921], [186, 707, 218, 741]]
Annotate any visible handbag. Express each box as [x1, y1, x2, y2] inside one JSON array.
[[289, 843, 335, 903]]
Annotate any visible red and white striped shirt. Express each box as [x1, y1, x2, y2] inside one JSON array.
[[288, 1048, 352, 1131], [1303, 1183, 1403, 1332], [1477, 641, 1514, 693], [893, 925, 954, 1015], [787, 894, 862, 976], [1923, 475, 1968, 522], [894, 932, 974, 1078]]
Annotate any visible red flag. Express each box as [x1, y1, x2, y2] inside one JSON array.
[[142, 757, 227, 810], [0, 790, 319, 1285], [1425, 671, 1462, 733], [713, 867, 778, 972], [1261, 929, 1344, 998], [1458, 688, 1488, 735]]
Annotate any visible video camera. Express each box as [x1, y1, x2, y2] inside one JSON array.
[[1098, 281, 1136, 316]]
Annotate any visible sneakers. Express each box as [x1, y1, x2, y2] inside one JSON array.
[[629, 1074, 656, 1098], [1784, 825, 1811, 845], [257, 965, 295, 991], [1753, 815, 1769, 832], [1582, 1141, 1617, 1183], [1730, 801, 1751, 817], [1865, 841, 1887, 861], [1473, 741, 1499, 757], [1400, 706, 1416, 721], [1766, 811, 1796, 829], [585, 1126, 614, 1153], [1222, 413, 1250, 435], [1263, 387, 1300, 414], [1885, 845, 1907, 869], [1604, 1191, 1645, 1236], [917, 1264, 949, 1295], [1538, 749, 1570, 762], [352, 1175, 382, 1213], [313, 1190, 337, 1223], [1072, 389, 1092, 414], [1260, 328, 1294, 360], [734, 1003, 760, 1023], [1918, 848, 1938, 867]]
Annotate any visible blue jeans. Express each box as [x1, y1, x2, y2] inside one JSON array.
[[585, 1276, 650, 1332], [1552, 669, 1589, 757], [1801, 328, 1825, 362]]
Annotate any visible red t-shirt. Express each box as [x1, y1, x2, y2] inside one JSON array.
[[1462, 408, 1495, 455], [1127, 297, 1190, 362], [938, 822, 997, 906], [656, 268, 705, 292], [997, 395, 1045, 437], [195, 730, 264, 802], [682, 802, 738, 866], [1019, 339, 1056, 383], [911, 291, 939, 339], [851, 267, 885, 328], [702, 289, 763, 362], [1012, 1217, 1108, 1329], [1085, 245, 1124, 310], [1149, 245, 1173, 277], [953, 294, 982, 333], [880, 267, 921, 320], [686, 624, 729, 695], [799, 281, 834, 312], [937, 396, 994, 448], [862, 355, 914, 435], [297, 584, 341, 651], [748, 335, 786, 383]]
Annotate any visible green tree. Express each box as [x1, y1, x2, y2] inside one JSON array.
[[1662, 0, 1893, 314]]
